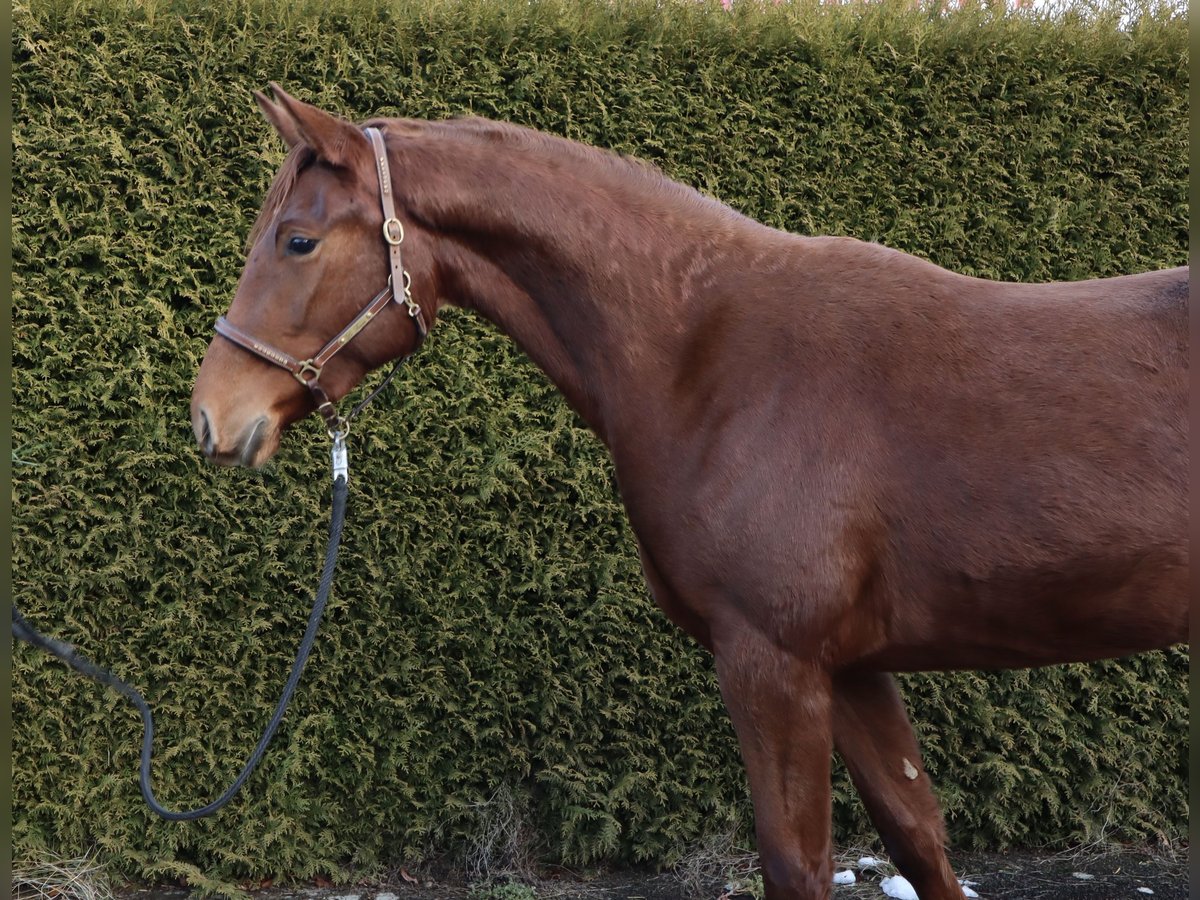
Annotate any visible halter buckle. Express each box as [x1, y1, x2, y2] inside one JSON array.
[[294, 360, 322, 385], [382, 218, 405, 246]]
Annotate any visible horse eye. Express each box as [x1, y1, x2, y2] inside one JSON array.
[[287, 236, 319, 256]]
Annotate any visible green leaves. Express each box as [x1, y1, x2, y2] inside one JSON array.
[[11, 0, 1188, 889]]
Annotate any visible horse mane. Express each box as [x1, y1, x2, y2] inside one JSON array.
[[442, 115, 689, 198], [416, 115, 753, 240], [243, 115, 727, 253]]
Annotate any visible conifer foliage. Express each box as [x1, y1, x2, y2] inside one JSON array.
[[12, 0, 1187, 884]]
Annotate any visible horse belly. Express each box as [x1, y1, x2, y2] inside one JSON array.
[[866, 542, 1188, 671]]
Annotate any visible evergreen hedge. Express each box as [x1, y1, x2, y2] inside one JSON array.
[[12, 0, 1188, 889]]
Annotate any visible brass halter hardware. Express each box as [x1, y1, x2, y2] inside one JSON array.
[[214, 126, 427, 438], [295, 361, 323, 385]]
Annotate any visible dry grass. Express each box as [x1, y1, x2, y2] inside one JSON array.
[[671, 822, 759, 898], [463, 785, 539, 881], [671, 834, 913, 900], [12, 854, 113, 900]]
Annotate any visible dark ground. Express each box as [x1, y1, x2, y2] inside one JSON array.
[[115, 846, 1188, 899]]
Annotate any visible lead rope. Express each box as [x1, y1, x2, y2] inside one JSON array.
[[13, 127, 415, 819], [11, 435, 350, 820]]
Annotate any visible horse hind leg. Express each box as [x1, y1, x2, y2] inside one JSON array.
[[713, 628, 836, 900], [832, 670, 963, 900]]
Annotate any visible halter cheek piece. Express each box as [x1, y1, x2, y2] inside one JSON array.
[[214, 127, 427, 436]]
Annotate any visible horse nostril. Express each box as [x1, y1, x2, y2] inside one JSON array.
[[199, 408, 215, 457], [238, 416, 270, 468]]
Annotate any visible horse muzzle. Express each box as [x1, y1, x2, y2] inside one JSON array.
[[192, 405, 278, 468]]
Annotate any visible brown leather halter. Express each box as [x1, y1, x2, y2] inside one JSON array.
[[214, 127, 427, 436]]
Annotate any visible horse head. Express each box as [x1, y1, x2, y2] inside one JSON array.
[[191, 85, 435, 467]]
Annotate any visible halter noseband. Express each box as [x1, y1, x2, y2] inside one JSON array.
[[214, 127, 427, 436]]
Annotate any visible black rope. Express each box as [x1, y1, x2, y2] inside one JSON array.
[[348, 351, 411, 424], [11, 473, 349, 821]]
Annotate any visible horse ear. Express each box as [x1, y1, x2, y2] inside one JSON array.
[[265, 82, 368, 168], [253, 89, 303, 149]]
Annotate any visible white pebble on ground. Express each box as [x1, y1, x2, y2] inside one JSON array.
[[880, 875, 919, 899]]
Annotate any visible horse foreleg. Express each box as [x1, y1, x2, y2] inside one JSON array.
[[832, 670, 962, 900], [714, 629, 835, 900]]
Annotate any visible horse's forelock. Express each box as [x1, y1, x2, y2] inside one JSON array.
[[245, 145, 315, 252]]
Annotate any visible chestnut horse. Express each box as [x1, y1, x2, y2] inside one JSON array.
[[191, 86, 1188, 900]]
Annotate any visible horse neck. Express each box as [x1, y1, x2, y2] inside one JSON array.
[[399, 125, 764, 446]]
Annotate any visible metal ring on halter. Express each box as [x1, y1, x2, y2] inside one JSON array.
[[320, 406, 350, 439], [383, 218, 404, 245], [399, 271, 422, 320], [294, 360, 322, 385]]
